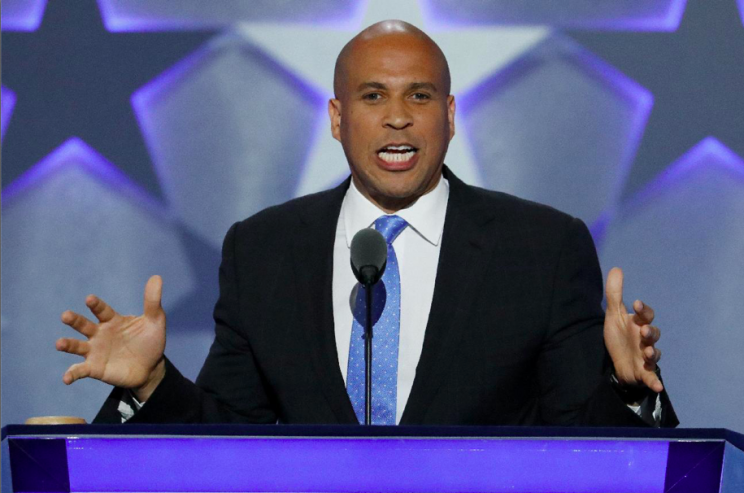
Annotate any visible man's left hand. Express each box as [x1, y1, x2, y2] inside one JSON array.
[[604, 267, 664, 393]]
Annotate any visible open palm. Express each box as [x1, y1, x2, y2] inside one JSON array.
[[57, 275, 166, 395]]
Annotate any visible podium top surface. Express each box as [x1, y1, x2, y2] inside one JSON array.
[[3, 423, 744, 447], [2, 424, 744, 438]]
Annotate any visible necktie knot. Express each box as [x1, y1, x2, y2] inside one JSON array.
[[374, 215, 408, 245]]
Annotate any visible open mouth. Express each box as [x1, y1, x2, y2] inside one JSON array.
[[377, 145, 418, 164]]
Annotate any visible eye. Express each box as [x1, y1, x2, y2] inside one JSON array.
[[362, 92, 382, 101], [411, 92, 431, 101]]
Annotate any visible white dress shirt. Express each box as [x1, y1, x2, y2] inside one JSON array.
[[332, 177, 449, 424]]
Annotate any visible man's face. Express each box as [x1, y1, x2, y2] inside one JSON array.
[[329, 34, 455, 212]]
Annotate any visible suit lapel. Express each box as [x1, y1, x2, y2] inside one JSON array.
[[292, 179, 358, 424], [400, 169, 499, 424]]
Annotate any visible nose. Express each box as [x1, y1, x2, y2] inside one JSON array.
[[383, 98, 413, 130]]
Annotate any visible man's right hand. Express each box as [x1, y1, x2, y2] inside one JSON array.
[[57, 275, 167, 403]]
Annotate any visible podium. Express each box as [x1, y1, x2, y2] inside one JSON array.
[[3, 425, 743, 492]]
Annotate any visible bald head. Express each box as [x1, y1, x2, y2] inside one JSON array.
[[327, 19, 456, 212], [333, 20, 451, 99]]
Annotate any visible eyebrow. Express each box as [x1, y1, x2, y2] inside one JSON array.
[[356, 81, 439, 92], [408, 82, 438, 92]]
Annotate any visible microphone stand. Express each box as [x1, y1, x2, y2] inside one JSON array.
[[364, 282, 373, 426], [352, 236, 386, 426]]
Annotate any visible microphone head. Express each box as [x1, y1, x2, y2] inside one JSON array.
[[350, 228, 387, 286]]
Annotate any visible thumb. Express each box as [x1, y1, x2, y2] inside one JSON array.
[[605, 267, 625, 314], [143, 275, 164, 321]]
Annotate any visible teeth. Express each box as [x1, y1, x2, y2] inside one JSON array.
[[379, 151, 416, 163], [384, 145, 414, 151]]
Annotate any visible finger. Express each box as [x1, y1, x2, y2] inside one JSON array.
[[633, 300, 655, 325], [643, 346, 661, 364], [56, 337, 90, 357], [605, 267, 626, 314], [143, 275, 164, 321], [60, 310, 96, 338], [62, 362, 91, 385], [642, 371, 664, 393], [640, 325, 661, 345], [86, 295, 117, 323]]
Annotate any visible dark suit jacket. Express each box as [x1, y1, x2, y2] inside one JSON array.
[[96, 168, 677, 427]]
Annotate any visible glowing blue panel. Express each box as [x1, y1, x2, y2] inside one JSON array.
[[0, 138, 196, 426], [424, 0, 686, 30], [1, 86, 16, 139], [461, 34, 651, 230], [64, 437, 669, 492], [1, 0, 47, 31], [722, 443, 744, 493], [599, 137, 744, 432], [134, 35, 323, 247], [97, 0, 358, 31]]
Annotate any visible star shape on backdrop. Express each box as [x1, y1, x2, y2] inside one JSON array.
[[1, 0, 218, 198], [567, 0, 744, 194], [236, 0, 551, 195]]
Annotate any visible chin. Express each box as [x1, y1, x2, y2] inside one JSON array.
[[379, 185, 428, 204]]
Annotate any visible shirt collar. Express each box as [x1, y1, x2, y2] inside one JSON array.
[[342, 175, 449, 248]]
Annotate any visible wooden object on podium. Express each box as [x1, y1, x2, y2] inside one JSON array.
[[24, 416, 86, 425]]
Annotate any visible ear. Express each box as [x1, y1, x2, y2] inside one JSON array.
[[328, 98, 342, 142], [447, 95, 456, 141]]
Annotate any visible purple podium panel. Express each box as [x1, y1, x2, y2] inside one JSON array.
[[3, 426, 743, 493], [65, 437, 667, 493]]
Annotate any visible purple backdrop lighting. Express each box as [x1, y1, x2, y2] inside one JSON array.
[[1, 135, 197, 426], [1, 86, 17, 139], [623, 137, 744, 214], [738, 0, 744, 26], [460, 35, 652, 230], [130, 41, 214, 195], [422, 0, 687, 31], [131, 34, 324, 177], [96, 0, 362, 32], [568, 40, 654, 240], [1, 0, 47, 31], [65, 437, 670, 493], [328, 0, 374, 31], [459, 37, 654, 126], [596, 0, 687, 31], [132, 31, 323, 247], [415, 0, 446, 31], [598, 135, 744, 432], [1, 137, 167, 216], [97, 0, 221, 32], [570, 40, 654, 201]]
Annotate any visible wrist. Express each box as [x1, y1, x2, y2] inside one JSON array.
[[610, 371, 655, 405], [132, 358, 166, 403]]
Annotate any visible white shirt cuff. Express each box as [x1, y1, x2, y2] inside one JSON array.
[[117, 389, 144, 423]]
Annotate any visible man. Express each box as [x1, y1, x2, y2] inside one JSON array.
[[58, 21, 676, 426]]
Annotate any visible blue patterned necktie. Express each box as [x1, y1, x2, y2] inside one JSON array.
[[347, 215, 408, 425]]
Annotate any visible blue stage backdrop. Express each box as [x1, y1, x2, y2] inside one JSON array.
[[2, 0, 743, 430]]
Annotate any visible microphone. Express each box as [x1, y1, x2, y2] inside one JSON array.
[[349, 227, 388, 426], [350, 228, 387, 286]]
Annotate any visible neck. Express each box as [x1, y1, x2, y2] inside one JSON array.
[[352, 173, 442, 214], [368, 195, 418, 214]]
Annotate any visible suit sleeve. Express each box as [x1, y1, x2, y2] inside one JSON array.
[[94, 222, 277, 424], [537, 217, 678, 427]]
